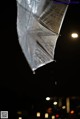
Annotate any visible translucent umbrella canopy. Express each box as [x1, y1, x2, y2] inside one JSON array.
[[17, 0, 70, 71]]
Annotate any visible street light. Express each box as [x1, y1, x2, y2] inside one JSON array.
[[18, 117, 22, 119], [52, 115, 55, 119], [62, 106, 66, 109], [46, 97, 50, 101], [53, 101, 57, 105], [36, 112, 41, 117], [45, 113, 49, 118], [71, 33, 79, 38], [70, 110, 74, 114]]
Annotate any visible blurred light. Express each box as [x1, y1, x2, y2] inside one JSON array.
[[55, 81, 57, 85], [58, 98, 62, 107], [53, 101, 57, 105], [18, 117, 22, 119], [47, 108, 52, 114], [33, 71, 35, 74], [71, 33, 79, 38], [62, 106, 66, 109], [55, 114, 59, 118], [52, 115, 55, 119], [78, 112, 80, 115], [46, 97, 50, 101], [70, 110, 74, 114], [45, 113, 49, 118], [17, 111, 22, 115], [36, 112, 40, 117], [66, 97, 70, 113]]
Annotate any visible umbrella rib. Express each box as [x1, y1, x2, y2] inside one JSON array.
[[38, 20, 58, 35], [17, 1, 31, 13], [36, 40, 53, 59]]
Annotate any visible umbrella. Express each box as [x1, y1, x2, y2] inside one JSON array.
[[17, 0, 70, 72]]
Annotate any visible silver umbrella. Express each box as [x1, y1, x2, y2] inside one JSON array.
[[17, 0, 70, 72]]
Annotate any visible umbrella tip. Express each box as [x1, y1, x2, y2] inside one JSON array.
[[55, 81, 57, 85], [33, 71, 36, 74], [54, 60, 56, 63]]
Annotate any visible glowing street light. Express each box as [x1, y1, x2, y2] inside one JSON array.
[[71, 33, 79, 38], [46, 97, 50, 101], [18, 117, 22, 119], [70, 110, 74, 114], [36, 112, 41, 117], [45, 113, 49, 118], [62, 106, 66, 109], [53, 101, 57, 105], [52, 115, 55, 119]]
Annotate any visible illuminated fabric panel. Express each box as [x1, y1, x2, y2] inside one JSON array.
[[17, 0, 69, 71]]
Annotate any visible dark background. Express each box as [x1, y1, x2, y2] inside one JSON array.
[[0, 0, 80, 111]]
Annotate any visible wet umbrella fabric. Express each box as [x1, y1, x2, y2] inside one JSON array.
[[17, 0, 69, 71]]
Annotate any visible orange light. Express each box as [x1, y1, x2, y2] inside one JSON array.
[[47, 108, 52, 114], [70, 110, 74, 114], [55, 114, 59, 118]]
